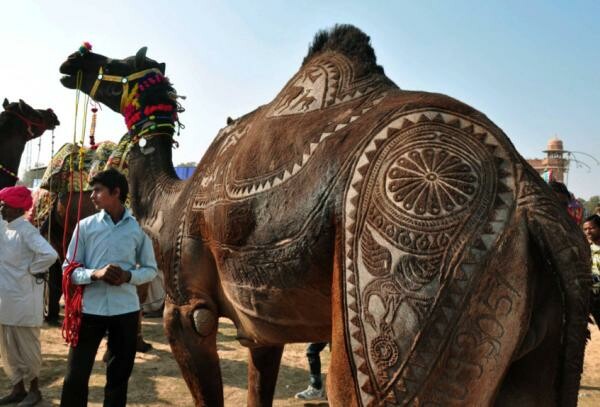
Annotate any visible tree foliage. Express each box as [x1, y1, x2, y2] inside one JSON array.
[[580, 195, 600, 216]]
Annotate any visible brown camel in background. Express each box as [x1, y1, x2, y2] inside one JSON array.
[[0, 98, 59, 189], [59, 25, 590, 406]]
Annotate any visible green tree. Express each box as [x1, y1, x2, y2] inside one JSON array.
[[583, 195, 600, 215]]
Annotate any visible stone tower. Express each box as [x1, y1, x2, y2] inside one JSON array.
[[526, 136, 569, 183], [543, 137, 568, 182]]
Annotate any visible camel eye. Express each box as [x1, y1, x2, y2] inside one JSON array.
[[109, 84, 123, 96]]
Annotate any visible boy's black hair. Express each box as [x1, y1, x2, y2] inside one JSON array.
[[90, 168, 128, 203], [584, 214, 600, 228]]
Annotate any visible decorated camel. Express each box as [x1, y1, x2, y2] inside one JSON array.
[[0, 98, 59, 189], [59, 26, 590, 406]]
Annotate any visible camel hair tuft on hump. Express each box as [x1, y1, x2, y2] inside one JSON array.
[[303, 24, 384, 76]]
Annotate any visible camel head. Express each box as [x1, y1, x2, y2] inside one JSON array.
[[0, 98, 59, 186], [1, 98, 60, 139], [59, 44, 166, 114]]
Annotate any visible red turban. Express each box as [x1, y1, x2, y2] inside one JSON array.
[[0, 186, 33, 211]]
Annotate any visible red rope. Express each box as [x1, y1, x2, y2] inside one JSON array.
[[61, 164, 87, 347], [62, 262, 84, 347]]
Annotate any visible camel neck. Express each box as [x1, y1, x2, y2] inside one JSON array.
[[120, 71, 184, 221], [0, 136, 24, 188], [0, 163, 20, 187], [128, 134, 182, 221]]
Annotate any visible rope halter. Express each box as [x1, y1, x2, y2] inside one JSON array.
[[5, 109, 53, 140]]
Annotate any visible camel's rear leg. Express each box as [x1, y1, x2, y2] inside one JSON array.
[[327, 231, 360, 406], [523, 203, 591, 406], [495, 242, 564, 406], [495, 178, 591, 406], [164, 299, 223, 407], [247, 345, 284, 407]]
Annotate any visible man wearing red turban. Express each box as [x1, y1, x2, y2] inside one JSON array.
[[0, 186, 58, 406], [0, 186, 33, 212]]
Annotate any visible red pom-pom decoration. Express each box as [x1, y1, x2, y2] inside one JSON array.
[[78, 42, 92, 55]]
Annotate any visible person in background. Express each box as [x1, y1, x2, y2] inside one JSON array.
[[295, 342, 328, 400], [584, 214, 600, 329], [59, 169, 157, 407], [0, 186, 58, 407], [567, 193, 584, 225]]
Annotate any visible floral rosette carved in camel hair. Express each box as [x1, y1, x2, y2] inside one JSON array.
[[59, 25, 590, 406]]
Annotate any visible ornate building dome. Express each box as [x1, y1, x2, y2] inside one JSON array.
[[545, 137, 564, 153]]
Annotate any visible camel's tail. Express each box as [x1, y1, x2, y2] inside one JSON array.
[[524, 175, 591, 407]]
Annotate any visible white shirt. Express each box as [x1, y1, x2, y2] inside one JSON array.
[[0, 215, 58, 326]]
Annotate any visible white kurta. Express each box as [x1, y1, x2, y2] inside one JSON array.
[[0, 215, 58, 327]]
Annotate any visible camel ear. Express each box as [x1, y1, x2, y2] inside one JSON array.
[[2, 98, 9, 109], [159, 62, 166, 74], [135, 47, 148, 69]]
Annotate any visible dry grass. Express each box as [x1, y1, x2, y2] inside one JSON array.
[[2, 317, 600, 406]]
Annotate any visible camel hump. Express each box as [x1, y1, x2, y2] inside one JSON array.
[[267, 25, 396, 118], [342, 108, 517, 405]]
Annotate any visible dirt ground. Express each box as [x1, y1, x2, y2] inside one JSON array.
[[0, 318, 329, 406], [1, 317, 600, 406]]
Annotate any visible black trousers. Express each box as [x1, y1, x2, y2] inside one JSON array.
[[307, 342, 328, 389], [60, 311, 139, 407], [45, 261, 62, 321]]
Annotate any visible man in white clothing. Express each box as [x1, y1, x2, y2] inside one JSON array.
[[0, 186, 58, 407]]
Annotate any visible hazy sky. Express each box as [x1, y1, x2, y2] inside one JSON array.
[[2, 0, 598, 198]]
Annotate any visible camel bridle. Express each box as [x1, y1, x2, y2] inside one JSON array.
[[4, 108, 52, 140], [0, 162, 19, 180], [89, 66, 163, 113]]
